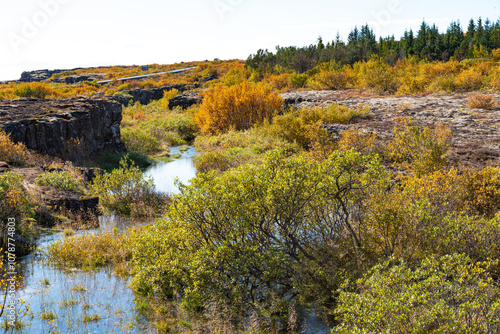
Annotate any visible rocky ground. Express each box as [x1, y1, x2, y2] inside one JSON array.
[[283, 90, 500, 169]]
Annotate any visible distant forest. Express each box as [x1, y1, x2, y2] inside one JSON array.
[[246, 18, 500, 73]]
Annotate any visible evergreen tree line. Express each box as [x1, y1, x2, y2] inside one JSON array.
[[246, 18, 500, 74]]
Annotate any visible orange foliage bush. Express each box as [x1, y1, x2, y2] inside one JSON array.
[[466, 93, 498, 110], [195, 82, 283, 135]]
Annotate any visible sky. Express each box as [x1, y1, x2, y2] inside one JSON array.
[[0, 0, 499, 81]]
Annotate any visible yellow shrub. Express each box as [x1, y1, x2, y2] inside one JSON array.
[[385, 118, 451, 176], [338, 128, 377, 155], [355, 58, 399, 93], [427, 75, 458, 92], [455, 68, 484, 91], [263, 73, 290, 90], [463, 167, 500, 217], [195, 82, 283, 135], [492, 48, 500, 61], [307, 122, 336, 161], [308, 70, 350, 90], [270, 104, 368, 149], [0, 130, 27, 165]]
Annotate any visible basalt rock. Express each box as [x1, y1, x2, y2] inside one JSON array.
[[0, 98, 125, 160], [47, 196, 99, 214], [111, 84, 200, 106], [49, 74, 106, 84]]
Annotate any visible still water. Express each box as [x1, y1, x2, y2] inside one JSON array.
[[14, 147, 198, 333], [13, 147, 328, 333]]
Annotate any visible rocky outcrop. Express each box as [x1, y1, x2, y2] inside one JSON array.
[[19, 67, 107, 82], [47, 196, 99, 214], [49, 73, 107, 84], [111, 84, 200, 106], [281, 90, 500, 169], [0, 99, 125, 160], [20, 69, 65, 82]]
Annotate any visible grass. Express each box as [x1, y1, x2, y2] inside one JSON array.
[[39, 311, 56, 321], [70, 285, 87, 293], [195, 126, 301, 173], [45, 228, 140, 270], [82, 314, 101, 322], [121, 98, 199, 160], [59, 300, 79, 308]]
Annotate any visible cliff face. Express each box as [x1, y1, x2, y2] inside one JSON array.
[[0, 99, 125, 160], [110, 84, 201, 106]]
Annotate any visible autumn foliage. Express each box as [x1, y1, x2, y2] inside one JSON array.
[[195, 81, 284, 135]]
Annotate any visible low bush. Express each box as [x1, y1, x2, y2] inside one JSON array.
[[466, 93, 498, 109], [385, 117, 451, 176], [131, 149, 386, 328], [0, 172, 32, 223], [0, 130, 27, 165], [13, 82, 57, 99], [89, 156, 167, 217], [121, 128, 161, 155], [35, 171, 84, 193], [270, 104, 369, 149], [308, 70, 350, 90], [195, 81, 283, 135], [289, 72, 309, 88], [335, 254, 500, 333]]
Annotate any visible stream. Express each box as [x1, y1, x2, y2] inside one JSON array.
[[13, 146, 329, 333], [13, 146, 198, 333]]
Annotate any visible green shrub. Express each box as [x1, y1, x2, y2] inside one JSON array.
[[35, 171, 83, 192], [89, 156, 167, 217], [334, 254, 500, 334], [121, 127, 161, 155], [13, 82, 56, 99], [131, 149, 386, 326], [289, 72, 309, 88]]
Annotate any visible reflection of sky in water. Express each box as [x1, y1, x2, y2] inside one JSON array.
[[13, 148, 199, 333], [144, 146, 198, 194], [17, 229, 151, 333]]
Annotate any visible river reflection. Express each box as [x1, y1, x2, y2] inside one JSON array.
[[13, 147, 197, 333], [144, 146, 198, 194]]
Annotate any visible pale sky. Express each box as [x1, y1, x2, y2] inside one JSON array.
[[1, 0, 499, 81]]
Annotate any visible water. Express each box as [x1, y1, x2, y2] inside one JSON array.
[[12, 147, 198, 333], [13, 147, 329, 333], [144, 146, 198, 194]]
